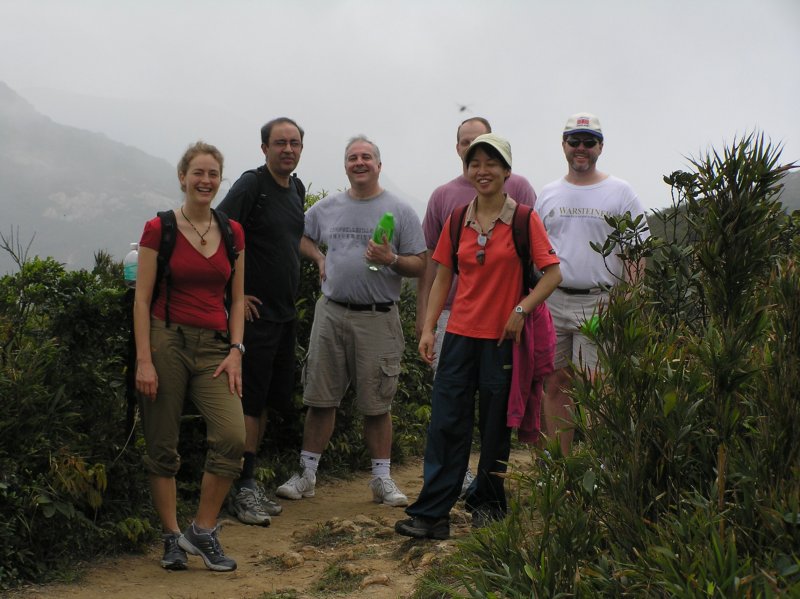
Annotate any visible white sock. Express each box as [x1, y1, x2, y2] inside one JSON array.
[[300, 450, 321, 474], [371, 459, 391, 479]]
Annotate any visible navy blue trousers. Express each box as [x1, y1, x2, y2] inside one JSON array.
[[407, 333, 512, 520]]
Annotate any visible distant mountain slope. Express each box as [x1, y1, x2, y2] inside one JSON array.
[[778, 170, 800, 212], [646, 167, 800, 243], [0, 81, 178, 274]]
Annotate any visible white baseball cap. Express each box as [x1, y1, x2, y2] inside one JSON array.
[[563, 112, 603, 139]]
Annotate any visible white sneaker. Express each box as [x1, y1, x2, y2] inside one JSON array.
[[369, 477, 408, 507], [276, 471, 316, 500]]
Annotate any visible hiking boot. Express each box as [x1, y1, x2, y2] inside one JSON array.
[[395, 516, 450, 540], [471, 508, 503, 530], [369, 477, 408, 507], [160, 532, 187, 570], [178, 524, 237, 572], [276, 470, 316, 500], [228, 485, 271, 526], [459, 468, 476, 500], [254, 485, 283, 516]]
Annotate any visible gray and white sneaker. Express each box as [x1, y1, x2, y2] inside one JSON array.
[[276, 470, 316, 500], [178, 523, 237, 572], [254, 485, 283, 516], [459, 468, 476, 500], [369, 477, 408, 507], [228, 485, 271, 526], [160, 532, 187, 570]]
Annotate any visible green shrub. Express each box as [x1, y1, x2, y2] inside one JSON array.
[[0, 257, 154, 589]]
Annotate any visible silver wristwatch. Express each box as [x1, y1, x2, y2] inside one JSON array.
[[229, 343, 245, 355]]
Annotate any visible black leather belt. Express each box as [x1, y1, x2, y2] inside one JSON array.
[[329, 299, 394, 312], [558, 286, 603, 295]]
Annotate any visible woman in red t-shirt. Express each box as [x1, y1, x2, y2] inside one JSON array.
[[133, 141, 246, 572], [396, 134, 562, 540]]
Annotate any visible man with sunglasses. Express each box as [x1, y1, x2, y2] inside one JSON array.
[[537, 113, 648, 455]]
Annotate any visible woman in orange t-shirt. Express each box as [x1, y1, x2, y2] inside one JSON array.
[[396, 134, 561, 540]]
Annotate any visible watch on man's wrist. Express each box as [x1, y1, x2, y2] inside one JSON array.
[[514, 305, 526, 316], [230, 343, 245, 355]]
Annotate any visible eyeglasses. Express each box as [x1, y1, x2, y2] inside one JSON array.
[[271, 139, 302, 149], [476, 233, 487, 265], [565, 138, 599, 149]]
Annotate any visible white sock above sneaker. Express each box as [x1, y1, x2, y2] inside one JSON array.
[[300, 450, 321, 474], [371, 459, 391, 479]]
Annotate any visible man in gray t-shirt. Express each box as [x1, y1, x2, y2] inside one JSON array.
[[276, 135, 426, 508]]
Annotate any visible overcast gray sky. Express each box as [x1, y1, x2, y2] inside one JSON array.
[[2, 0, 798, 215]]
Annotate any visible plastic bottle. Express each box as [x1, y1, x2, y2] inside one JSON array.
[[367, 212, 395, 271], [123, 242, 138, 288]]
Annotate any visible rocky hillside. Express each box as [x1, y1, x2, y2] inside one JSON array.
[[0, 82, 177, 274]]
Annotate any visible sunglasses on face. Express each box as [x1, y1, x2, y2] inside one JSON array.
[[565, 138, 599, 148]]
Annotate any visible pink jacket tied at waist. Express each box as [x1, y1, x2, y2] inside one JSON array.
[[508, 302, 555, 443]]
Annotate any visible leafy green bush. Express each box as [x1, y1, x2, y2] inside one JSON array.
[[0, 257, 154, 589]]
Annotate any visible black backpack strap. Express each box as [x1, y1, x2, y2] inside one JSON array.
[[123, 287, 137, 436], [241, 168, 305, 228], [211, 208, 240, 318], [448, 204, 469, 275], [212, 208, 239, 270], [154, 210, 178, 327], [291, 173, 306, 209], [237, 168, 262, 229], [511, 204, 541, 293]]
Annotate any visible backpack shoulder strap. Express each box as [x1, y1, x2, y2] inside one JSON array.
[[241, 168, 306, 227], [291, 173, 306, 208], [154, 210, 178, 326], [236, 168, 262, 228], [511, 204, 536, 292], [211, 209, 239, 270], [448, 204, 469, 275], [211, 208, 239, 318]]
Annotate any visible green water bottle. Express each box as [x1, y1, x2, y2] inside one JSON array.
[[582, 314, 601, 336], [367, 212, 395, 271]]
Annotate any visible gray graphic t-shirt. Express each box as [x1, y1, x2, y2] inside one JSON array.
[[304, 190, 426, 304]]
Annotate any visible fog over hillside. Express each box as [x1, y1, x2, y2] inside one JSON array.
[[778, 170, 800, 212], [0, 82, 177, 274], [2, 77, 798, 277]]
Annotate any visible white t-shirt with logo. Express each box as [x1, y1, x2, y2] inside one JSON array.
[[537, 176, 648, 288]]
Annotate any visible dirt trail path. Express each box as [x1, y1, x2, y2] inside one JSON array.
[[13, 450, 532, 599]]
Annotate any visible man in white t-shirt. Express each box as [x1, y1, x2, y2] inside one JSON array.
[[537, 113, 648, 455]]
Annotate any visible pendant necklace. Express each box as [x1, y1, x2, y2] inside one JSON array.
[[181, 206, 212, 245]]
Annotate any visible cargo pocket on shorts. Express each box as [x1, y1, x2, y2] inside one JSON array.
[[378, 356, 402, 401]]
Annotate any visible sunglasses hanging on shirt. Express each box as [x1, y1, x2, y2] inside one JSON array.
[[476, 233, 488, 265]]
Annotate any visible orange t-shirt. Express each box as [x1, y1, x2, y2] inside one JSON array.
[[432, 208, 558, 340]]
